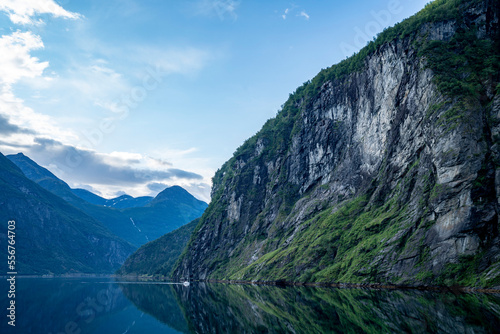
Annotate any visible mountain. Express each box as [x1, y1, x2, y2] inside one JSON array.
[[102, 194, 154, 209], [71, 189, 154, 209], [7, 153, 149, 247], [7, 152, 82, 204], [71, 188, 108, 206], [119, 187, 207, 245], [173, 0, 500, 288], [117, 218, 199, 276], [0, 153, 134, 274], [7, 153, 208, 248]]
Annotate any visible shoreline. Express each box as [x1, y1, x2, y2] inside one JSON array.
[[4, 274, 499, 294]]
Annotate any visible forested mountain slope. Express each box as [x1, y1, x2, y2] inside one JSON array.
[[0, 153, 134, 274]]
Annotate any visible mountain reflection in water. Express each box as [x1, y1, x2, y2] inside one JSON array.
[[2, 278, 498, 333], [120, 281, 500, 334]]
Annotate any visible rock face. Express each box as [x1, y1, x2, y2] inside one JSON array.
[[174, 0, 500, 287]]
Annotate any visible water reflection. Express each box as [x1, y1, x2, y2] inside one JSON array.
[[122, 282, 500, 334], [0, 277, 131, 334], [2, 278, 499, 333], [119, 282, 189, 333], [0, 277, 181, 334]]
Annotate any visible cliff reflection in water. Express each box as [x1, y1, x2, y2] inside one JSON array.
[[120, 282, 500, 333]]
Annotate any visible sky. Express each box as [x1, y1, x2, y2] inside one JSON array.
[[0, 0, 429, 202]]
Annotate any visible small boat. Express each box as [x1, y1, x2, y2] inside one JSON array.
[[183, 281, 190, 287]]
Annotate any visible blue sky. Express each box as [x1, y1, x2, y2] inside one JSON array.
[[0, 0, 428, 202]]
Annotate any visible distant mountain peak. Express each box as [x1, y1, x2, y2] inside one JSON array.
[[158, 185, 189, 196], [152, 185, 201, 204], [115, 194, 133, 199], [7, 153, 66, 185], [0, 152, 135, 274], [7, 152, 207, 249]]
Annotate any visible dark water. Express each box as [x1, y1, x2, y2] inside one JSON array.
[[1, 277, 500, 333]]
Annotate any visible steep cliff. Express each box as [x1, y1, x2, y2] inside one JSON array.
[[174, 0, 500, 287]]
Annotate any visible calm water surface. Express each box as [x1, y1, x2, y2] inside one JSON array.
[[1, 277, 499, 333]]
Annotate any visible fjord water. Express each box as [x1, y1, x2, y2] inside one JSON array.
[[1, 278, 500, 333]]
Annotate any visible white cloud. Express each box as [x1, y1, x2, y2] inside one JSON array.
[[281, 6, 309, 21], [181, 182, 212, 203], [0, 30, 78, 144], [0, 129, 212, 201], [0, 0, 81, 25], [282, 8, 289, 20], [0, 31, 48, 86], [17, 138, 208, 199], [108, 151, 143, 162], [0, 89, 77, 143], [0, 2, 214, 202], [68, 64, 125, 95]]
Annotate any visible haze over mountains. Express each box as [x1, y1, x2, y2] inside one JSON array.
[[71, 189, 154, 209], [7, 153, 207, 248], [0, 153, 134, 274], [0, 152, 207, 274]]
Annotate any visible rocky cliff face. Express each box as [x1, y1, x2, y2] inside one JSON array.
[[174, 0, 500, 287]]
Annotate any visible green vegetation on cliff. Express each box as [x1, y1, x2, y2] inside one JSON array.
[[118, 219, 199, 277], [230, 0, 494, 152], [212, 0, 498, 209], [174, 0, 500, 288]]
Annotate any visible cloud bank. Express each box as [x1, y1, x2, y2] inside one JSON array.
[[28, 137, 202, 184]]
